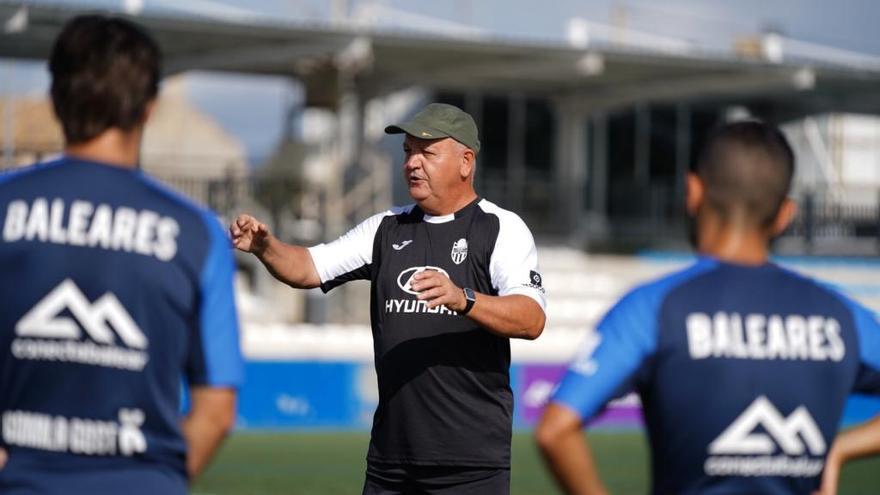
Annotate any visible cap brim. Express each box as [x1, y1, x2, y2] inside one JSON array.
[[384, 122, 451, 141]]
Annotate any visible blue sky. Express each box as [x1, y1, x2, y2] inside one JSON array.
[[4, 0, 880, 163]]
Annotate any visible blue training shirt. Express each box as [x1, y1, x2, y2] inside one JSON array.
[[0, 157, 244, 494], [552, 256, 880, 495]]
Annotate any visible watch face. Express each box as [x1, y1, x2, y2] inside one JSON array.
[[464, 288, 476, 301]]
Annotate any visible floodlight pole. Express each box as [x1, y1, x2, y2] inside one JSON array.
[[2, 61, 14, 169]]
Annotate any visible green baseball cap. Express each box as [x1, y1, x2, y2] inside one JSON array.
[[385, 103, 481, 153]]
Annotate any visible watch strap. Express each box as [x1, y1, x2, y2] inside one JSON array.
[[461, 287, 476, 315]]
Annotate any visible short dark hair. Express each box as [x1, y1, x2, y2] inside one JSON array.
[[50, 15, 161, 144], [695, 121, 795, 227]]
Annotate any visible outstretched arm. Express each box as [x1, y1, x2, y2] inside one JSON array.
[[229, 214, 321, 289], [816, 415, 880, 495], [535, 403, 609, 495], [409, 270, 545, 340]]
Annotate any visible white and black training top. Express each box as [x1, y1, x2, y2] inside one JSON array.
[[309, 197, 546, 467]]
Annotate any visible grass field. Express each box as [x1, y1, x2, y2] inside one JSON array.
[[194, 431, 880, 494]]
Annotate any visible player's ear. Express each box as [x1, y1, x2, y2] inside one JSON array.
[[771, 198, 797, 236], [685, 173, 704, 216], [460, 147, 475, 180]]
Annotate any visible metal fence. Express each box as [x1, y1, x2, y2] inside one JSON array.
[[3, 158, 878, 255], [790, 192, 880, 240], [551, 180, 880, 254]]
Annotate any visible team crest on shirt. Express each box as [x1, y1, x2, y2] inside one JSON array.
[[451, 238, 468, 265]]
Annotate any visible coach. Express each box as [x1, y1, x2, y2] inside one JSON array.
[[231, 103, 546, 494]]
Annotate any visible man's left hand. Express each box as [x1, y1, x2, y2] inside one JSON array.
[[411, 269, 467, 312]]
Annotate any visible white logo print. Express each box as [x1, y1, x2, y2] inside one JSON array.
[[396, 266, 451, 296], [16, 279, 147, 348], [709, 396, 825, 456], [12, 279, 149, 370], [2, 407, 148, 457], [118, 408, 148, 456], [704, 396, 826, 477], [386, 267, 459, 316], [570, 331, 602, 376], [451, 238, 468, 264], [393, 240, 413, 251]]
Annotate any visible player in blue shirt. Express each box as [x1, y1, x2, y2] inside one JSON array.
[[0, 15, 243, 494], [536, 121, 880, 494]]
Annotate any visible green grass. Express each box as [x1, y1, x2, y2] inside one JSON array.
[[194, 431, 880, 494]]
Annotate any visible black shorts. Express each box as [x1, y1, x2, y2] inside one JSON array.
[[362, 462, 510, 495]]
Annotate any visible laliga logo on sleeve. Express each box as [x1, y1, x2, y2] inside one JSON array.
[[524, 270, 545, 293], [530, 270, 543, 287], [451, 238, 468, 265], [397, 266, 450, 296]]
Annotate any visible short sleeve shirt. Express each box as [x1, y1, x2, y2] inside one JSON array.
[[309, 198, 545, 466], [0, 158, 243, 493], [551, 257, 880, 494]]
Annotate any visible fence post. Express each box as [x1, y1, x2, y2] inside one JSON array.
[[876, 190, 880, 253], [224, 165, 235, 215], [803, 191, 814, 254]]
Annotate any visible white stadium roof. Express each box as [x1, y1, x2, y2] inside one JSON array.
[[3, 2, 880, 119]]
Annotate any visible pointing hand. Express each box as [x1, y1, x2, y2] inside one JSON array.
[[229, 214, 271, 255]]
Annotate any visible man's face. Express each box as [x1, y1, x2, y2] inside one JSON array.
[[402, 135, 466, 204]]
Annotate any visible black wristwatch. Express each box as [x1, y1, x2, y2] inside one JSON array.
[[461, 287, 476, 315]]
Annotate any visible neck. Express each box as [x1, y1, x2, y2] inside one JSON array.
[[419, 190, 478, 216], [695, 211, 771, 266], [64, 127, 143, 169]]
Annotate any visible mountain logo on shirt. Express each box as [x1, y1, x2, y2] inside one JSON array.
[[11, 279, 149, 371], [704, 396, 826, 477], [451, 238, 468, 265]]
